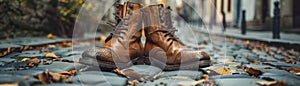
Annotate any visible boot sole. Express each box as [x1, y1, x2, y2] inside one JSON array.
[[144, 57, 211, 71], [79, 57, 141, 71]]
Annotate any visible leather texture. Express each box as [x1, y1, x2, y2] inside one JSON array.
[[80, 2, 144, 70], [143, 5, 211, 70]]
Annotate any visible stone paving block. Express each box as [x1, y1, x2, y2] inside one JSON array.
[[211, 74, 252, 79], [0, 74, 24, 83], [30, 67, 65, 72], [0, 57, 15, 63], [136, 78, 197, 86], [0, 69, 44, 76], [79, 71, 119, 77], [0, 44, 21, 49], [258, 56, 279, 62], [15, 53, 47, 59], [0, 74, 32, 86], [39, 62, 86, 71], [273, 55, 288, 61], [263, 62, 300, 68], [2, 52, 22, 58], [3, 62, 31, 69], [73, 74, 127, 86], [61, 51, 82, 57], [214, 78, 266, 86], [36, 83, 82, 86], [61, 55, 81, 62], [157, 70, 203, 80], [22, 50, 41, 54], [52, 48, 72, 57], [244, 64, 275, 70], [122, 65, 162, 80], [259, 69, 300, 86], [0, 62, 4, 66]]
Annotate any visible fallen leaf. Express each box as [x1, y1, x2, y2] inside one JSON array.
[[56, 42, 72, 47], [256, 80, 285, 86], [21, 58, 31, 62], [35, 69, 51, 84], [35, 69, 77, 84], [257, 81, 277, 86], [122, 69, 145, 82], [29, 58, 41, 63], [112, 69, 128, 78], [45, 53, 61, 61], [0, 83, 18, 86], [286, 68, 300, 75], [211, 67, 234, 75], [192, 79, 207, 85], [43, 61, 53, 65], [223, 59, 233, 63], [47, 33, 55, 39], [244, 68, 263, 77], [100, 36, 107, 42]]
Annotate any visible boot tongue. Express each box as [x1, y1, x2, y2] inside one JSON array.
[[121, 2, 128, 18]]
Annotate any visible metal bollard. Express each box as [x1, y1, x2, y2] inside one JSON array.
[[222, 11, 226, 32], [221, 0, 226, 32], [273, 1, 280, 39], [241, 10, 246, 35]]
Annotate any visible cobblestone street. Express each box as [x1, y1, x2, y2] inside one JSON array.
[[0, 25, 299, 86]]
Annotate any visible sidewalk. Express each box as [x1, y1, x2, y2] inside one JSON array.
[[190, 25, 300, 49]]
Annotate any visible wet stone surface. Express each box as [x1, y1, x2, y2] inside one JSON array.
[[0, 36, 299, 86]]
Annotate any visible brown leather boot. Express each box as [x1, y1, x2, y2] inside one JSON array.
[[80, 2, 144, 71], [143, 5, 211, 71]]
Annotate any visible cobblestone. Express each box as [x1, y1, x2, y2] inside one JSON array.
[[0, 34, 299, 86]]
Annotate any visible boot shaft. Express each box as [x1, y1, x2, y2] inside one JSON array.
[[106, 2, 144, 43]]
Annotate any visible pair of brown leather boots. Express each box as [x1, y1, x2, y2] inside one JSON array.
[[80, 2, 210, 71]]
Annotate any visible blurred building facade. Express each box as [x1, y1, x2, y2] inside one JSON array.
[[117, 0, 299, 31], [198, 0, 299, 31]]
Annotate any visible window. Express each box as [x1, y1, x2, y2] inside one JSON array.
[[227, 0, 231, 12]]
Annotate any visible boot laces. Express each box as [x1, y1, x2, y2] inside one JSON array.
[[159, 7, 183, 44], [107, 13, 130, 39]]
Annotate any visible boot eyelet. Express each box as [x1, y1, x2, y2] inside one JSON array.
[[160, 18, 164, 22], [124, 23, 129, 26], [161, 25, 167, 28], [129, 4, 134, 9], [124, 17, 130, 20], [128, 11, 133, 15]]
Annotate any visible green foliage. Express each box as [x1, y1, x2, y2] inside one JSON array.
[[0, 0, 86, 38]]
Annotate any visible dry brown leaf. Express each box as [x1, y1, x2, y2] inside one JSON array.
[[47, 33, 55, 39], [192, 79, 207, 86], [35, 69, 76, 84], [35, 69, 51, 84], [68, 70, 77, 75], [43, 61, 53, 65], [29, 58, 40, 63], [23, 76, 30, 80], [56, 42, 72, 47], [99, 36, 107, 43], [256, 80, 285, 86], [286, 68, 300, 75], [257, 81, 277, 86], [49, 72, 62, 82], [112, 69, 128, 78], [45, 53, 61, 61], [123, 69, 145, 82], [244, 68, 263, 77], [223, 59, 233, 63], [62, 59, 74, 63], [212, 67, 234, 75], [0, 83, 18, 86], [21, 58, 31, 62]]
